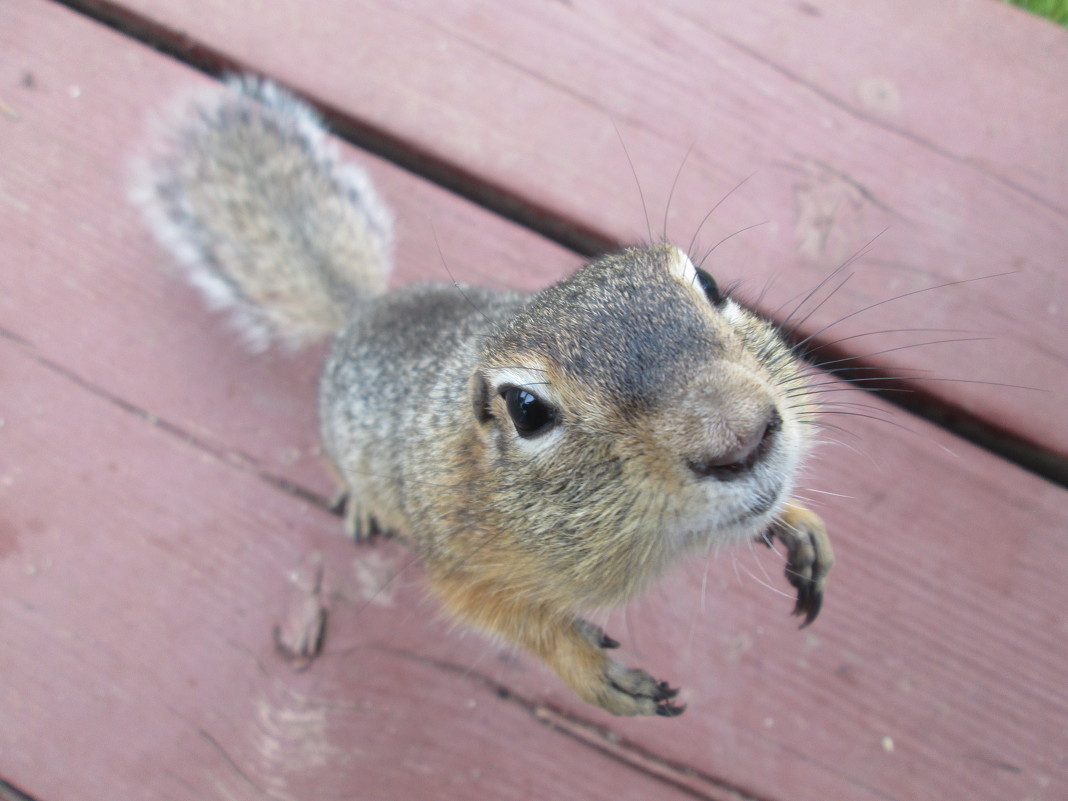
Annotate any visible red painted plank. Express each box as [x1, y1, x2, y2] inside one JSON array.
[[78, 0, 1068, 463], [0, 345, 708, 801], [0, 0, 578, 499], [2, 3, 1068, 801]]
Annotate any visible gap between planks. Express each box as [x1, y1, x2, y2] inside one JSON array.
[[51, 0, 1068, 490], [0, 779, 38, 801]]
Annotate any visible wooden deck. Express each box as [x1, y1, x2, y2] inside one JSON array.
[[2, 1, 1066, 799]]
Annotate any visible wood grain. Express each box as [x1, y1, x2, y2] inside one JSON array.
[[76, 0, 1068, 464], [0, 0, 577, 498], [0, 344, 716, 801], [1, 2, 1066, 801]]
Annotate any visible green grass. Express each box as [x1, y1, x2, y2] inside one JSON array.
[[1005, 0, 1068, 26]]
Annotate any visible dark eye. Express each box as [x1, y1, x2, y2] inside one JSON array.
[[694, 267, 723, 306], [501, 386, 556, 438]]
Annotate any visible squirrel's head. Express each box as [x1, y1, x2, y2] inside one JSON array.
[[469, 244, 812, 604]]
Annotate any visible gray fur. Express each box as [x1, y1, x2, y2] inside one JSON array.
[[135, 78, 829, 717]]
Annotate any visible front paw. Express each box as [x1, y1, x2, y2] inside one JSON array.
[[763, 503, 834, 627], [331, 490, 385, 543], [567, 620, 685, 717], [601, 662, 685, 718]]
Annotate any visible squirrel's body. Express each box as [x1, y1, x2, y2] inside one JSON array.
[[137, 78, 833, 717], [320, 283, 522, 546]]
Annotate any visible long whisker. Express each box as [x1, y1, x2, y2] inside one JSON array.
[[432, 223, 492, 324], [788, 272, 1015, 355], [687, 172, 757, 259], [662, 144, 694, 244], [807, 374, 1041, 392], [802, 326, 984, 357], [612, 119, 651, 245], [697, 221, 769, 269], [776, 230, 887, 333]]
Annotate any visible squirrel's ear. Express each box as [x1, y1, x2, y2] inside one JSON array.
[[469, 370, 493, 424]]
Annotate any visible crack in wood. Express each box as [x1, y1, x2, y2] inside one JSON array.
[[1, 333, 337, 513], [197, 728, 292, 801]]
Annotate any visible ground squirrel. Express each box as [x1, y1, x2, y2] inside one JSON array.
[[134, 77, 833, 717]]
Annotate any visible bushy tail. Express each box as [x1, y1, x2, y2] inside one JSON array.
[[133, 77, 392, 351]]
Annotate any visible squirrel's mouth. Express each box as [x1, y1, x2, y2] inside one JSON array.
[[717, 480, 785, 529]]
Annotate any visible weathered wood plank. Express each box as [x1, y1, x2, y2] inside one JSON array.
[[0, 343, 715, 801], [75, 0, 1068, 465], [0, 0, 578, 499], [2, 3, 1067, 801]]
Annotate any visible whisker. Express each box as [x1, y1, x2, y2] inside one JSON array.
[[810, 337, 992, 370], [803, 487, 855, 500], [348, 548, 426, 619], [783, 270, 856, 340], [796, 398, 893, 413], [697, 221, 769, 269], [787, 378, 919, 393], [612, 120, 652, 245], [662, 144, 694, 244], [807, 374, 1041, 392], [687, 171, 757, 260], [733, 552, 792, 601], [799, 420, 865, 444], [803, 326, 985, 357], [776, 230, 887, 333], [751, 272, 781, 309], [788, 271, 1015, 355], [432, 224, 492, 324]]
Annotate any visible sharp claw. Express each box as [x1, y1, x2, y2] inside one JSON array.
[[655, 681, 680, 700], [328, 491, 349, 515], [797, 590, 823, 628], [770, 505, 831, 629], [600, 634, 621, 649], [792, 575, 812, 611], [655, 701, 687, 717]]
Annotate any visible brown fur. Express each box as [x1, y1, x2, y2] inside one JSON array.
[[137, 78, 833, 717]]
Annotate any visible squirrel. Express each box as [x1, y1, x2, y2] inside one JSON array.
[[134, 77, 833, 717]]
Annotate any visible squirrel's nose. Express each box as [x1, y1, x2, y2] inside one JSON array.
[[688, 408, 781, 480]]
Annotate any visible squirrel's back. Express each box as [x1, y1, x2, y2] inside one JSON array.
[[132, 77, 393, 351]]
